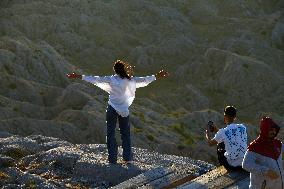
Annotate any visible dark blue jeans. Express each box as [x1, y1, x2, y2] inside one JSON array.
[[106, 105, 132, 163]]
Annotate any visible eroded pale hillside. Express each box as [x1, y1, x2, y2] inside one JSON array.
[[0, 0, 283, 164]]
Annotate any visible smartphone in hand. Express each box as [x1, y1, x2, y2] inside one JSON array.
[[207, 121, 215, 132]]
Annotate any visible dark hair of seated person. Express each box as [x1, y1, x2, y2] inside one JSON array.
[[224, 106, 237, 118]]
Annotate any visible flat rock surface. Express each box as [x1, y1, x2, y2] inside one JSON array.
[[0, 134, 214, 188]]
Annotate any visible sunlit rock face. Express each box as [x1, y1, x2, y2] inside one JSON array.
[[0, 0, 283, 165]]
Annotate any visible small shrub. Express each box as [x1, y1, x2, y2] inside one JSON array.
[[0, 159, 14, 168], [133, 111, 145, 122], [3, 147, 29, 160], [4, 65, 13, 75], [39, 91, 45, 96], [146, 134, 155, 141], [40, 172, 63, 180], [242, 64, 249, 69], [16, 160, 27, 171], [133, 127, 143, 133], [183, 137, 195, 145], [65, 183, 89, 189], [209, 154, 217, 163], [171, 123, 187, 138], [177, 144, 185, 150], [28, 162, 45, 170], [171, 111, 180, 117], [260, 30, 267, 36], [171, 123, 196, 146], [0, 171, 9, 180], [24, 180, 37, 189], [167, 111, 186, 118], [8, 83, 17, 89], [139, 113, 145, 122], [13, 107, 19, 112], [196, 135, 204, 141]]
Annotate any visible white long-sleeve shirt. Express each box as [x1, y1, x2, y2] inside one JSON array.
[[82, 74, 156, 117]]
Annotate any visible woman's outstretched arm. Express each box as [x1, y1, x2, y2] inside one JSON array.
[[134, 70, 169, 88], [66, 72, 112, 93]]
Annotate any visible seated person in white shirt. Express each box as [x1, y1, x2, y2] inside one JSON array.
[[205, 106, 248, 171], [66, 60, 169, 164]]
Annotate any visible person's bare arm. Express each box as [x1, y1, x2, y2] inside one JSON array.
[[205, 123, 219, 146], [205, 129, 218, 146]]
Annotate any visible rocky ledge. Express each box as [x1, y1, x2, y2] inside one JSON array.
[[0, 132, 214, 188]]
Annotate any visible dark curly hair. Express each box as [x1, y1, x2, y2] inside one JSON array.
[[113, 60, 131, 80]]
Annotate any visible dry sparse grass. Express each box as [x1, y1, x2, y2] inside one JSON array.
[[16, 160, 27, 171], [0, 171, 10, 180], [24, 180, 37, 189], [65, 183, 89, 189], [133, 126, 143, 133], [28, 162, 45, 170], [170, 123, 196, 146], [3, 147, 30, 160], [40, 172, 65, 180], [146, 133, 155, 141]]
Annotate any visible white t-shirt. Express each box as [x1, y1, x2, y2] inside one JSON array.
[[82, 74, 156, 117], [213, 123, 247, 167]]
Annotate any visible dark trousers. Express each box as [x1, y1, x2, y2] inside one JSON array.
[[106, 105, 132, 163], [217, 142, 243, 171]]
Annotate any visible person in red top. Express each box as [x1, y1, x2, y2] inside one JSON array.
[[242, 117, 283, 189]]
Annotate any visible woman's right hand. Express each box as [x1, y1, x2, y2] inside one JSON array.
[[155, 70, 169, 79], [66, 72, 82, 79]]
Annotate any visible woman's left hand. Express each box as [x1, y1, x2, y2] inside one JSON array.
[[66, 72, 82, 79]]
